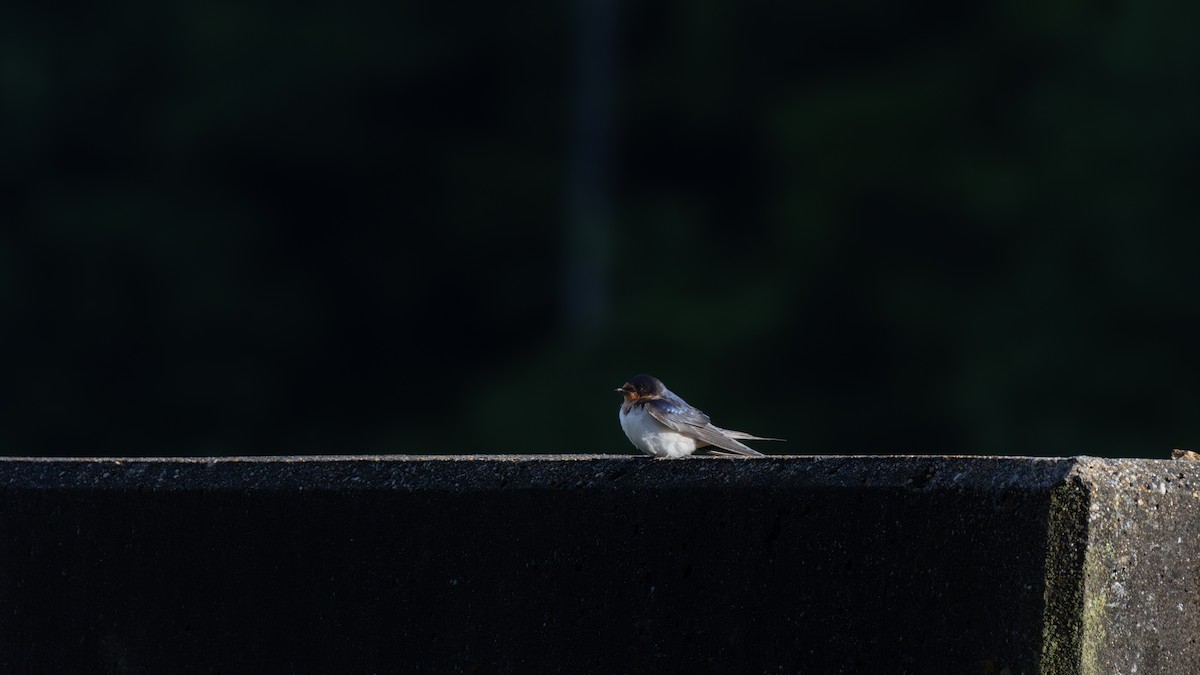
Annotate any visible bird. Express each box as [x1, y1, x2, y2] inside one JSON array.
[[616, 374, 784, 458]]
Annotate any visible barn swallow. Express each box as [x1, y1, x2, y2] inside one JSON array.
[[616, 374, 784, 458]]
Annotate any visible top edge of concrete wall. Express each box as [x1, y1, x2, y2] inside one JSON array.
[[0, 454, 1174, 463], [0, 454, 1185, 492]]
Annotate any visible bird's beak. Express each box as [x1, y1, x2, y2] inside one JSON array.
[[616, 384, 638, 400]]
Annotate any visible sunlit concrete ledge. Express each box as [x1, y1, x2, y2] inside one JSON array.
[[0, 455, 1194, 673]]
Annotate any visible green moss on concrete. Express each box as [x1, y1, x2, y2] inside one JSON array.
[[1040, 475, 1090, 675], [1079, 541, 1114, 674]]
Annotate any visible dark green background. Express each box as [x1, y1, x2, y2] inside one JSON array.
[[3, 1, 1198, 457]]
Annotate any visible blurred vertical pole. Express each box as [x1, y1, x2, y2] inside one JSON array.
[[564, 0, 616, 340]]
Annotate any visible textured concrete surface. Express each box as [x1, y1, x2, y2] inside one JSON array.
[[0, 455, 1190, 673], [1070, 458, 1200, 674]]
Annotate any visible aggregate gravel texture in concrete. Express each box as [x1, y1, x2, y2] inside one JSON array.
[[1068, 458, 1200, 675]]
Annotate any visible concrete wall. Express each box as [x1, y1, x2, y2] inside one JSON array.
[[0, 455, 1193, 673], [1073, 458, 1200, 673]]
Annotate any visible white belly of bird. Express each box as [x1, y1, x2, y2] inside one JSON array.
[[620, 406, 698, 458]]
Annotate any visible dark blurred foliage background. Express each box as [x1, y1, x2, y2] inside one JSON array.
[[2, 0, 1199, 457]]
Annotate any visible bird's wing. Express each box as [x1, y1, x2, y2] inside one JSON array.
[[644, 398, 764, 456]]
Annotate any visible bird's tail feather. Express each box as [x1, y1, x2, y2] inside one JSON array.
[[705, 445, 765, 457], [716, 426, 785, 443]]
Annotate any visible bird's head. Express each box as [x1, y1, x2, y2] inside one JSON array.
[[616, 374, 664, 402]]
